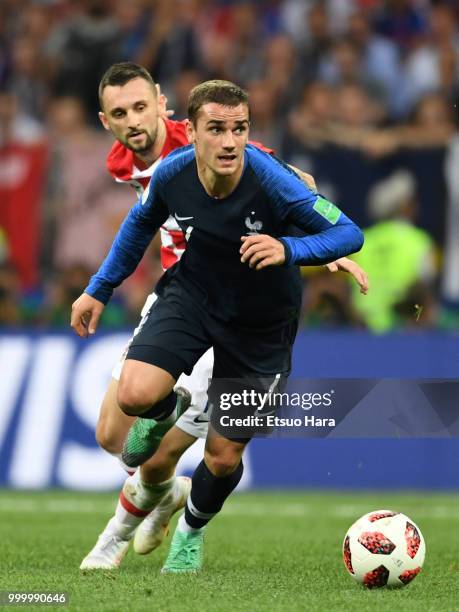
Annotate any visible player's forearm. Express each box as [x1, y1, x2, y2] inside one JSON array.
[[85, 204, 161, 304], [280, 222, 364, 267], [281, 186, 364, 264]]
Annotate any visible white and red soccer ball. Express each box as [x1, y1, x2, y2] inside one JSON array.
[[343, 510, 426, 588]]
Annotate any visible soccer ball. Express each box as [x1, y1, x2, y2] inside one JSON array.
[[343, 510, 426, 588]]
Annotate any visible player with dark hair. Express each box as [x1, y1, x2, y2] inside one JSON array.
[[78, 63, 367, 571], [72, 78, 364, 572], [77, 61, 207, 570]]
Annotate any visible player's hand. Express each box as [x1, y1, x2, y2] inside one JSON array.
[[325, 257, 369, 294], [301, 171, 317, 192], [71, 293, 105, 338], [156, 83, 175, 118], [240, 234, 285, 270]]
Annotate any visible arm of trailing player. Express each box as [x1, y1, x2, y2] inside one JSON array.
[[248, 146, 364, 265], [279, 194, 364, 266], [85, 189, 169, 304]]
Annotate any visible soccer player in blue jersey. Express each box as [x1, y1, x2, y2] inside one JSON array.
[[71, 80, 364, 572]]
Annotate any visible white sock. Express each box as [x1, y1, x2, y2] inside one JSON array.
[[178, 513, 203, 534], [135, 476, 176, 508], [111, 475, 175, 539]]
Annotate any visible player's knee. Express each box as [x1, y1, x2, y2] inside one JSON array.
[[205, 451, 241, 477], [117, 382, 149, 416], [117, 370, 168, 416], [95, 419, 121, 454]]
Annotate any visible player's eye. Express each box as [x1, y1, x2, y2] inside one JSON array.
[[113, 111, 125, 119], [234, 127, 246, 135], [210, 127, 221, 134]]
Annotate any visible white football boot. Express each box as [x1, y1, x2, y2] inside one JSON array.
[[134, 476, 191, 555], [80, 518, 130, 570]]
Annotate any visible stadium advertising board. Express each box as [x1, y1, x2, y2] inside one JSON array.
[[1, 331, 458, 490]]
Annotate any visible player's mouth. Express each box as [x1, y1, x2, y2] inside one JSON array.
[[128, 131, 146, 142], [217, 154, 237, 164]]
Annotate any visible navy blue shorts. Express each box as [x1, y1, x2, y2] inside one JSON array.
[[127, 282, 297, 379], [126, 282, 298, 438]]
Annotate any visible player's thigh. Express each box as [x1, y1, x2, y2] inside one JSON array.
[[111, 291, 159, 382], [209, 319, 295, 438], [212, 315, 298, 380], [108, 290, 162, 415], [121, 291, 211, 409], [118, 360, 176, 413], [96, 377, 135, 452], [209, 315, 297, 411]]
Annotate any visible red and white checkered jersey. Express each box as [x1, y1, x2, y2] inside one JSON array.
[[106, 119, 189, 270], [106, 118, 274, 270]]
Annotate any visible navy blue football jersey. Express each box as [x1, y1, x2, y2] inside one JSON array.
[[86, 144, 363, 324]]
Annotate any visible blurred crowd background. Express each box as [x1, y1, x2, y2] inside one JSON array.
[[1, 0, 459, 334]]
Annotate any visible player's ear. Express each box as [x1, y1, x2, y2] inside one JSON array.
[[186, 119, 196, 144], [99, 111, 110, 131], [98, 111, 110, 131]]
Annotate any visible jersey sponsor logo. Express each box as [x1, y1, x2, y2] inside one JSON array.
[[313, 196, 341, 224], [175, 214, 194, 222], [245, 211, 263, 235]]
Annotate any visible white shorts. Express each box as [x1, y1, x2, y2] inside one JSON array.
[[112, 292, 211, 439]]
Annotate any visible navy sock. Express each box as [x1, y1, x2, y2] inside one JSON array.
[[140, 390, 177, 420], [184, 459, 244, 529]]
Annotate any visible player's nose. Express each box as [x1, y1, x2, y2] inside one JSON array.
[[127, 110, 140, 128], [221, 130, 236, 149]]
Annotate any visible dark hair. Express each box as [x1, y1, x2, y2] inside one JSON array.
[[187, 80, 249, 124], [98, 62, 156, 107]]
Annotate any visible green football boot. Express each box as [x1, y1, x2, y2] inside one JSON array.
[[121, 387, 191, 468], [161, 527, 205, 574]]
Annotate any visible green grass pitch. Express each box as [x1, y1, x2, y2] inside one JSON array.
[[0, 490, 458, 611]]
